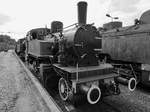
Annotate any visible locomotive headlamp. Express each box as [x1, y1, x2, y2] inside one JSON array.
[[106, 14, 119, 22], [106, 14, 111, 17]]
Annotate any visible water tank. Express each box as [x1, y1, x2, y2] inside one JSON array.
[[140, 10, 150, 24], [103, 21, 122, 30]]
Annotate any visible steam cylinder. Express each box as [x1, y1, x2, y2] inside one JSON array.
[[80, 84, 101, 104], [116, 77, 136, 91]]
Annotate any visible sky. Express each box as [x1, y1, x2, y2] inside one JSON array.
[[0, 0, 150, 40]]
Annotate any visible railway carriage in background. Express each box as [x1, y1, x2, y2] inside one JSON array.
[[15, 38, 26, 61], [100, 10, 150, 89], [24, 1, 121, 105]]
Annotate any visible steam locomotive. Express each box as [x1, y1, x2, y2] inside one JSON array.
[[100, 10, 150, 90], [22, 1, 121, 104]]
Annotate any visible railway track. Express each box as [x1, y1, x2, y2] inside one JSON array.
[[102, 100, 122, 112], [13, 51, 126, 112]]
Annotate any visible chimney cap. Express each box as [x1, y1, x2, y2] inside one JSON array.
[[77, 1, 87, 5]]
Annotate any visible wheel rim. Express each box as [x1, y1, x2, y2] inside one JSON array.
[[59, 78, 69, 101], [87, 85, 101, 104], [128, 77, 136, 91]]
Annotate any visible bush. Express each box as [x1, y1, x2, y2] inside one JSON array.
[[0, 35, 16, 52]]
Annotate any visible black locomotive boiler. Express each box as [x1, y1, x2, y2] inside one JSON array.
[[100, 10, 150, 90], [25, 1, 120, 104]]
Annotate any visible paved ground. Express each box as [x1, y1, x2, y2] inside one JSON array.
[[0, 51, 49, 112]]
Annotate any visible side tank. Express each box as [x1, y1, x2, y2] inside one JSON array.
[[26, 28, 53, 56]]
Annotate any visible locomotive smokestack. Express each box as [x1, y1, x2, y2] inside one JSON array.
[[77, 1, 87, 25]]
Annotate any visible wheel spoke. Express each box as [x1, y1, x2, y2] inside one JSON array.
[[59, 78, 69, 101]]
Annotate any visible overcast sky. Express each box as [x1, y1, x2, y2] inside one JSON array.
[[0, 0, 150, 40]]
